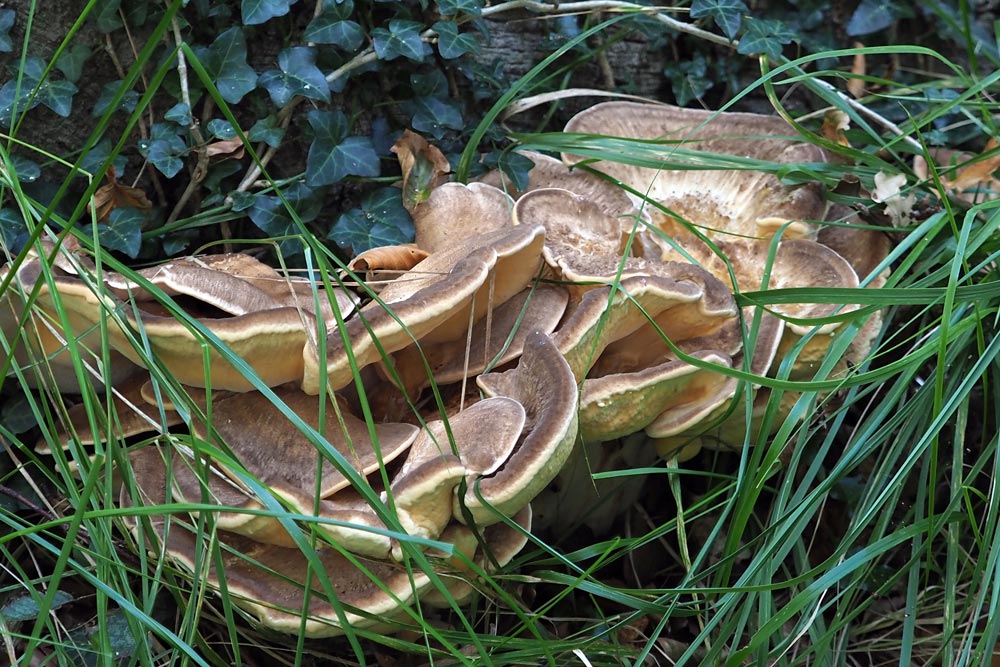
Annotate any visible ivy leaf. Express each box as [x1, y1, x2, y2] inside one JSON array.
[[242, 0, 297, 25], [139, 124, 188, 178], [92, 80, 140, 117], [93, 0, 123, 32], [847, 0, 912, 36], [437, 0, 482, 16], [164, 102, 192, 125], [690, 0, 747, 40], [80, 138, 128, 178], [737, 17, 795, 60], [0, 209, 29, 252], [207, 118, 237, 139], [330, 187, 414, 253], [0, 591, 74, 623], [10, 155, 40, 183], [0, 9, 14, 52], [372, 20, 431, 62], [259, 47, 330, 106], [247, 182, 322, 256], [433, 21, 479, 59], [96, 207, 145, 258], [305, 109, 380, 187], [403, 96, 463, 140], [249, 115, 285, 147], [55, 44, 90, 83], [669, 53, 713, 105], [206, 27, 258, 104], [0, 57, 78, 123], [305, 0, 365, 51]]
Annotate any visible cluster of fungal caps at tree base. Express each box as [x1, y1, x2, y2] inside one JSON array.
[[2, 102, 889, 636]]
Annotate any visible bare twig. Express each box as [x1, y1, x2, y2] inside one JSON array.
[[166, 17, 211, 229]]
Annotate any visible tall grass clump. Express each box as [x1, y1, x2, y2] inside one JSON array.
[[1, 1, 999, 665]]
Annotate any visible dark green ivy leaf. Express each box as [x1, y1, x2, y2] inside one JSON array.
[[207, 118, 237, 139], [0, 208, 28, 252], [259, 47, 330, 106], [248, 115, 285, 147], [164, 102, 192, 125], [55, 44, 90, 83], [206, 27, 258, 104], [93, 0, 123, 32], [690, 0, 747, 40], [10, 154, 40, 183], [669, 53, 713, 105], [330, 187, 414, 253], [0, 590, 74, 622], [247, 182, 322, 256], [0, 10, 14, 52], [80, 138, 128, 178], [437, 0, 482, 16], [403, 96, 463, 139], [372, 20, 431, 62], [305, 109, 379, 187], [737, 17, 795, 60], [304, 0, 365, 51], [0, 57, 78, 125], [432, 21, 479, 59], [92, 80, 140, 117], [96, 207, 145, 258], [242, 0, 297, 25], [139, 124, 188, 178], [847, 0, 912, 36]]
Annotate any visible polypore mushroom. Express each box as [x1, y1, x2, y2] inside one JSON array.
[[99, 253, 357, 391], [561, 101, 829, 243], [303, 224, 545, 393], [458, 331, 578, 526], [0, 243, 139, 392], [185, 387, 419, 557]]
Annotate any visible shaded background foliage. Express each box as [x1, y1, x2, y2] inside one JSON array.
[[0, 0, 992, 264]]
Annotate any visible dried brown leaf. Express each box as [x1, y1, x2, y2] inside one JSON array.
[[847, 43, 866, 99], [946, 137, 1000, 192], [390, 130, 450, 213], [348, 243, 430, 283], [821, 109, 851, 147], [89, 167, 152, 222], [205, 137, 245, 160]]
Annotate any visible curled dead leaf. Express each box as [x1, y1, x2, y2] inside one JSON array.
[[821, 109, 851, 149], [848, 44, 866, 99], [206, 137, 246, 160], [391, 130, 450, 213], [347, 243, 430, 283], [89, 167, 152, 222]]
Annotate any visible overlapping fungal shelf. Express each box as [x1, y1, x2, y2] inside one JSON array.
[[2, 102, 888, 637]]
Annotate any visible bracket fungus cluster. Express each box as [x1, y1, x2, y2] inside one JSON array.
[[6, 101, 888, 637]]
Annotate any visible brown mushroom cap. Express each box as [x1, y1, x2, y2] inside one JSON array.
[[122, 445, 434, 638], [479, 151, 639, 220], [190, 387, 416, 501], [1, 251, 139, 392], [562, 101, 829, 243], [580, 351, 735, 443], [412, 182, 514, 254], [385, 283, 568, 396], [461, 332, 578, 525], [552, 274, 735, 382], [38, 372, 185, 454], [304, 224, 545, 393]]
